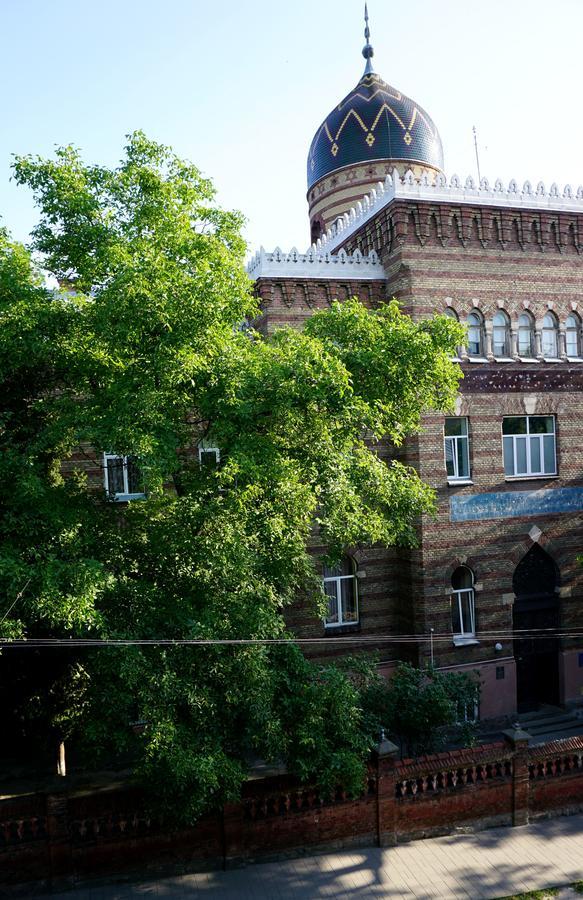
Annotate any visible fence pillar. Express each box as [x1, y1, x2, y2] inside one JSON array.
[[376, 737, 399, 847], [221, 801, 245, 869], [46, 790, 73, 888], [503, 727, 532, 827]]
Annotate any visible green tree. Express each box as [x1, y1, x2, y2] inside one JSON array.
[[1, 133, 466, 821], [382, 663, 481, 757]]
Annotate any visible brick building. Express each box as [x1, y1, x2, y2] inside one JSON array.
[[247, 20, 583, 720]]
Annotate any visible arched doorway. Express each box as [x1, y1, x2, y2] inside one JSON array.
[[513, 544, 560, 712]]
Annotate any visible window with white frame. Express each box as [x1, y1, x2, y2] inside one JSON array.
[[456, 700, 479, 723], [198, 443, 220, 469], [444, 307, 462, 358], [518, 312, 535, 358], [103, 454, 144, 501], [541, 312, 559, 358], [451, 566, 475, 640], [492, 310, 511, 357], [444, 417, 470, 481], [323, 558, 358, 628], [467, 311, 485, 357], [566, 313, 582, 358], [502, 416, 556, 477]]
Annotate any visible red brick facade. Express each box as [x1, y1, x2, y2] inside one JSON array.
[[251, 187, 583, 719]]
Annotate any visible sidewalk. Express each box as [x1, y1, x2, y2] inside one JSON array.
[[39, 813, 583, 900]]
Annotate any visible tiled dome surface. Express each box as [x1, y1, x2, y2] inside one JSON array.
[[307, 72, 444, 189]]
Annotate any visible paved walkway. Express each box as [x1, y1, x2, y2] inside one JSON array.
[[40, 813, 583, 899]]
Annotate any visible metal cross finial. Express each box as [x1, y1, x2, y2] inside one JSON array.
[[362, 3, 375, 75]]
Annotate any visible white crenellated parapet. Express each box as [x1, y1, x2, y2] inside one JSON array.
[[247, 246, 384, 280], [311, 171, 583, 255]]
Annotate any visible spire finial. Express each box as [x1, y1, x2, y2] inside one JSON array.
[[362, 3, 374, 75]]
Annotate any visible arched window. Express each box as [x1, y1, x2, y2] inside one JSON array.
[[467, 311, 485, 357], [323, 558, 358, 628], [492, 310, 511, 357], [444, 307, 462, 358], [542, 312, 559, 358], [518, 312, 535, 358], [566, 313, 581, 358], [451, 566, 475, 640]]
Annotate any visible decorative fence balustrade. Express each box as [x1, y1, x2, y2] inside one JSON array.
[[0, 815, 46, 846], [395, 743, 513, 799], [243, 775, 377, 821], [69, 812, 157, 842], [3, 730, 583, 893], [396, 758, 513, 797], [529, 736, 583, 780]]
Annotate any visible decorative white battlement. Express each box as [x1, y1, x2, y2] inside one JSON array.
[[247, 246, 384, 280], [312, 171, 583, 255]]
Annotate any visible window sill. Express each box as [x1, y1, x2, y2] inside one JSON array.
[[504, 474, 558, 482], [109, 492, 146, 502], [518, 357, 539, 363], [447, 479, 474, 486], [543, 358, 562, 363], [324, 622, 361, 635], [453, 636, 479, 647], [566, 357, 583, 363], [493, 357, 514, 363], [466, 357, 489, 364]]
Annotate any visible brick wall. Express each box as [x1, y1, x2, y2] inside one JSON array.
[[3, 733, 583, 893]]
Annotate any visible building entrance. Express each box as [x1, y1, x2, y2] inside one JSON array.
[[512, 544, 560, 713]]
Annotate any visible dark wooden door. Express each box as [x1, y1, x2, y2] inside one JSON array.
[[513, 544, 560, 713], [514, 599, 559, 712]]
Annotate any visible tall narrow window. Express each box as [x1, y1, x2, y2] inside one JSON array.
[[566, 313, 581, 358], [518, 312, 535, 358], [542, 312, 559, 358], [444, 417, 470, 481], [103, 454, 144, 501], [323, 558, 358, 628], [492, 310, 511, 357], [467, 311, 485, 357], [502, 416, 556, 477], [451, 566, 476, 641], [444, 307, 462, 358]]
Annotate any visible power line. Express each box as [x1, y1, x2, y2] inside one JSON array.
[[2, 628, 583, 649]]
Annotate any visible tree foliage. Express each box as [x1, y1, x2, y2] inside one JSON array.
[[381, 662, 481, 757], [0, 133, 466, 820]]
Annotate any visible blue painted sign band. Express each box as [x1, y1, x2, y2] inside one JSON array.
[[450, 486, 583, 523]]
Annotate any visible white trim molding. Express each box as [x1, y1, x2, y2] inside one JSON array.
[[247, 246, 384, 281], [309, 171, 583, 254]]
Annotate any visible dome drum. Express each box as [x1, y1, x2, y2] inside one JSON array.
[[308, 158, 443, 241]]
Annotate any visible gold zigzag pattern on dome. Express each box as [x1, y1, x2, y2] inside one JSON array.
[[337, 79, 403, 109], [309, 77, 439, 167]]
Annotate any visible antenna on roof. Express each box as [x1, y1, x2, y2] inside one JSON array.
[[362, 3, 375, 75], [473, 125, 482, 185]]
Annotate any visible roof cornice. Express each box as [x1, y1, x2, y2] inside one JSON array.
[[313, 171, 583, 254], [247, 247, 384, 280]]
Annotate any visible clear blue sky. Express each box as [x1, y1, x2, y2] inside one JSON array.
[[1, 0, 582, 256]]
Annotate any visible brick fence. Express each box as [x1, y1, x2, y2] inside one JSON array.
[[2, 729, 583, 894]]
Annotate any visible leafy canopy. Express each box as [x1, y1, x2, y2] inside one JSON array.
[[1, 133, 466, 820]]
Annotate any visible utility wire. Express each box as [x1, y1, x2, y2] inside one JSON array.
[[2, 628, 583, 648]]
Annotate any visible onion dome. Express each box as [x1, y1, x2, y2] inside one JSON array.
[[307, 71, 444, 189], [306, 7, 444, 241]]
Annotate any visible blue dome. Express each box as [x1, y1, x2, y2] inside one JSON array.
[[307, 71, 444, 189]]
